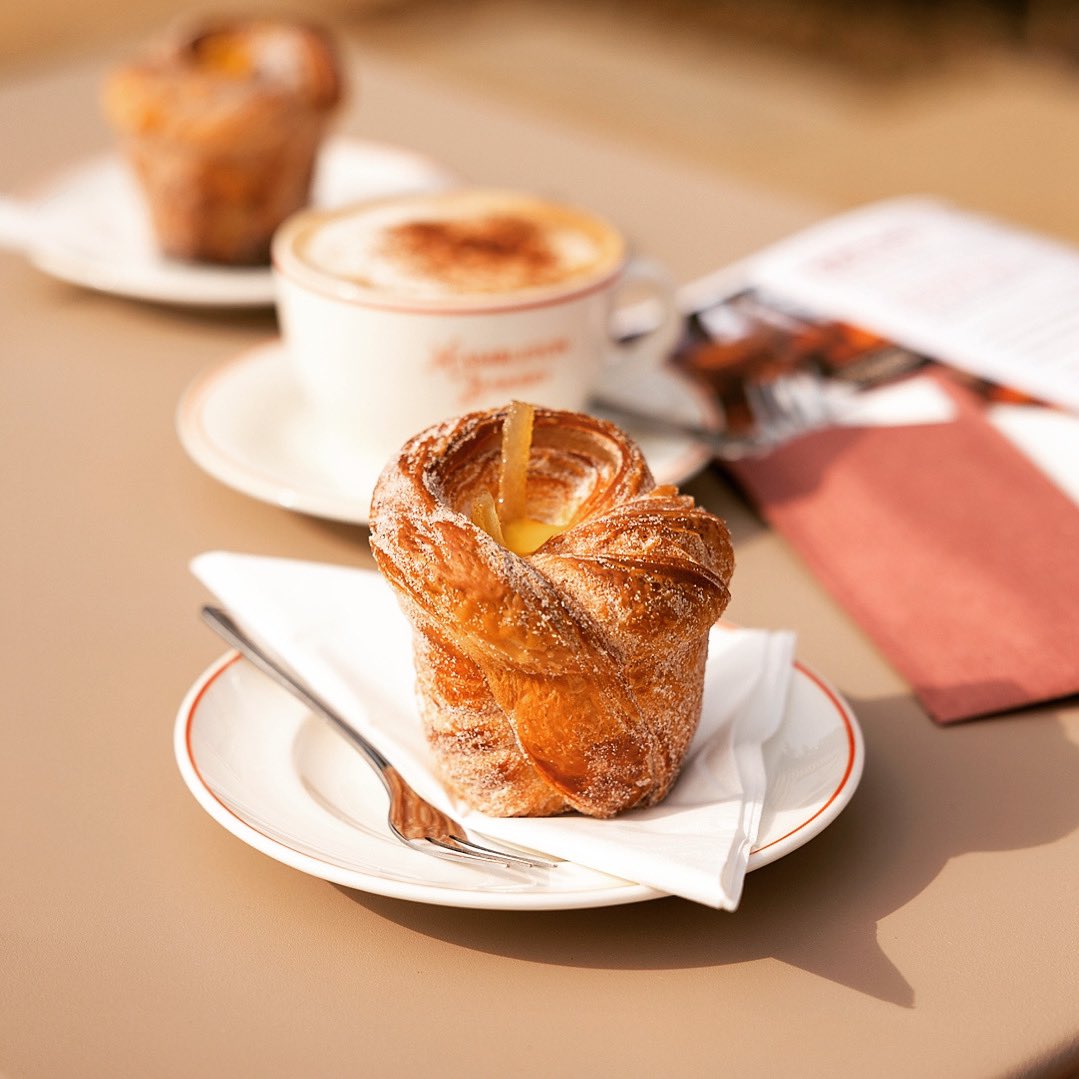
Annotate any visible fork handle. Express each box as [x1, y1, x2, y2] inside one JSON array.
[[200, 605, 394, 782], [592, 397, 766, 460]]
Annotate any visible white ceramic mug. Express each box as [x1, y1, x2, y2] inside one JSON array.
[[272, 187, 682, 461]]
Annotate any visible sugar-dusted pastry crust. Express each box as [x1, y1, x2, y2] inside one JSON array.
[[369, 406, 735, 818], [102, 18, 343, 265]]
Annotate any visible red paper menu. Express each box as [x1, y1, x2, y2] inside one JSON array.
[[727, 372, 1079, 723]]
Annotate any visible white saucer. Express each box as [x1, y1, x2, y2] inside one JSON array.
[[177, 340, 719, 524], [175, 630, 864, 912], [15, 137, 458, 307]]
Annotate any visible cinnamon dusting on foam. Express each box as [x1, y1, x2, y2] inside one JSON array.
[[289, 190, 624, 300], [381, 216, 563, 294]]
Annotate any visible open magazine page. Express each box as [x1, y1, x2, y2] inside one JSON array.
[[741, 196, 1079, 413], [670, 199, 1079, 505]]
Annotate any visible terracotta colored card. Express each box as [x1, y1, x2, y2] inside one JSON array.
[[728, 374, 1079, 723]]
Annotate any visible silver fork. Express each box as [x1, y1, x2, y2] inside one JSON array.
[[595, 367, 837, 460], [200, 605, 557, 872], [743, 370, 837, 447]]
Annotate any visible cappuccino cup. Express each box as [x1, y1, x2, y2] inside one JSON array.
[[272, 187, 682, 463]]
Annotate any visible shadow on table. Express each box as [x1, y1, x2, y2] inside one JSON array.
[[340, 692, 1079, 1008]]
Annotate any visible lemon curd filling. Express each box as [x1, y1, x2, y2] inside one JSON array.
[[501, 516, 564, 555], [470, 401, 568, 555]]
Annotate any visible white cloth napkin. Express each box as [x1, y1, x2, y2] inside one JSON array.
[[192, 551, 796, 909]]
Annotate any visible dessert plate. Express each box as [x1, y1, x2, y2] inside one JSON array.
[[4, 137, 458, 307], [175, 633, 864, 912], [177, 340, 720, 523]]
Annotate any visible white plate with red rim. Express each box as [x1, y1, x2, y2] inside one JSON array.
[[3, 136, 458, 307], [176, 339, 722, 524], [175, 631, 864, 911]]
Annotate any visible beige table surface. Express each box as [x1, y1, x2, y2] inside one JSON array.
[[2, 39, 1079, 1079]]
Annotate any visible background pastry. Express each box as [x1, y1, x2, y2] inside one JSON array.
[[102, 17, 343, 265], [370, 403, 735, 819]]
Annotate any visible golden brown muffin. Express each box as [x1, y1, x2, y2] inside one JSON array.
[[369, 403, 735, 818], [102, 18, 344, 265]]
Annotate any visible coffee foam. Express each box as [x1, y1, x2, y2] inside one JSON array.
[[292, 190, 624, 300]]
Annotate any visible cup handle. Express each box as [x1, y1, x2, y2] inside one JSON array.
[[602, 256, 683, 392]]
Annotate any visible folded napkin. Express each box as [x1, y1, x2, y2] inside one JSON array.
[[192, 551, 797, 909], [728, 371, 1079, 723]]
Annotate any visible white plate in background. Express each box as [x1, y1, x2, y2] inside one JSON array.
[[5, 137, 458, 307]]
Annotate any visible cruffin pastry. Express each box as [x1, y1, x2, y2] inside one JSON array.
[[102, 17, 343, 265], [369, 404, 735, 818]]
